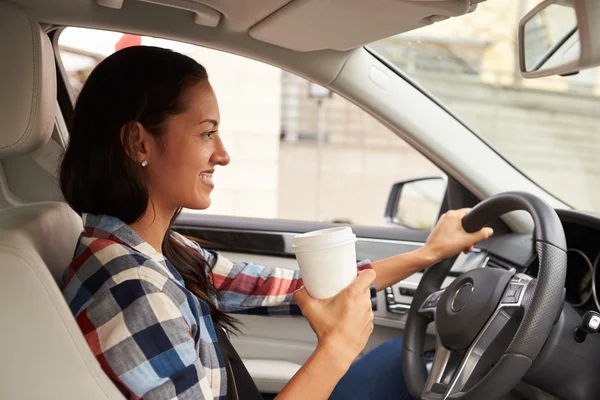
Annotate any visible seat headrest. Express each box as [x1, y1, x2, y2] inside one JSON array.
[[0, 2, 56, 159]]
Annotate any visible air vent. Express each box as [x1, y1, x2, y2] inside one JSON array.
[[486, 257, 516, 272]]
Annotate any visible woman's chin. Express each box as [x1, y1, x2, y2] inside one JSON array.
[[183, 196, 211, 211]]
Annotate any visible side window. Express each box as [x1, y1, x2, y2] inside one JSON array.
[[58, 27, 445, 229]]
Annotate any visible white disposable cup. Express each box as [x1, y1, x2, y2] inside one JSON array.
[[292, 227, 357, 299]]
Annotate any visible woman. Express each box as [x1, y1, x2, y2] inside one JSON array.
[[60, 46, 492, 400]]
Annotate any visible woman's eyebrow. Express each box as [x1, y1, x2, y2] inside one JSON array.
[[199, 119, 219, 127]]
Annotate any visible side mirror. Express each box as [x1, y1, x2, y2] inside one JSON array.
[[518, 0, 600, 78], [384, 177, 447, 231]]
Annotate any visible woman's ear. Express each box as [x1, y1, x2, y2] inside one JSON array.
[[120, 121, 152, 164]]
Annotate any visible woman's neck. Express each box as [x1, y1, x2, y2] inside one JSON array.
[[130, 202, 175, 254]]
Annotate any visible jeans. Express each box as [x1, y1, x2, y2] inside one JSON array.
[[329, 337, 414, 400]]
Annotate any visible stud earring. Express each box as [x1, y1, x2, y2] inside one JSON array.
[[141, 160, 148, 167]]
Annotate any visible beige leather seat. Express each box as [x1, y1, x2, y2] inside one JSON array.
[[0, 2, 124, 399]]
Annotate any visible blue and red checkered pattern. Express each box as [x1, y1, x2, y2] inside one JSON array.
[[63, 213, 374, 399]]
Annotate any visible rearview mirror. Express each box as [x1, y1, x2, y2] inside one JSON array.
[[519, 0, 600, 78], [384, 177, 446, 231]]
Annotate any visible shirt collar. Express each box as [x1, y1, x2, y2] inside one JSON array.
[[82, 213, 182, 283]]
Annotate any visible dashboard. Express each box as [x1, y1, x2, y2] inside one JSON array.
[[471, 209, 600, 315], [551, 210, 600, 312], [510, 209, 600, 314]]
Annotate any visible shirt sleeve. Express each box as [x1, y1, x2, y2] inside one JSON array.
[[202, 244, 376, 315], [172, 231, 377, 315], [75, 269, 215, 400], [207, 249, 304, 314]]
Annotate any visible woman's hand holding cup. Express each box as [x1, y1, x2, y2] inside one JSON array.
[[294, 269, 376, 368]]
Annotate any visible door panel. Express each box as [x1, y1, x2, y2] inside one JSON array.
[[174, 214, 469, 393]]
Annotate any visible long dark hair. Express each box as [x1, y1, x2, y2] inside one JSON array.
[[60, 45, 238, 331]]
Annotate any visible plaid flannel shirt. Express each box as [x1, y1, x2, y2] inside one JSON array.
[[62, 214, 375, 399]]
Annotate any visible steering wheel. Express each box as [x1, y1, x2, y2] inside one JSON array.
[[402, 192, 567, 400]]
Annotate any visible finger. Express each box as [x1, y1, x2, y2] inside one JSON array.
[[350, 269, 376, 293], [358, 296, 373, 321], [467, 227, 494, 245], [293, 287, 310, 307], [470, 227, 494, 243], [455, 208, 472, 217], [366, 308, 375, 327], [464, 245, 474, 254], [360, 287, 373, 304], [455, 208, 472, 213], [365, 292, 374, 311]]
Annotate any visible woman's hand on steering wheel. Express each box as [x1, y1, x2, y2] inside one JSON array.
[[424, 208, 494, 262]]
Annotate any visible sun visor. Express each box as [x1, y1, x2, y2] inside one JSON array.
[[249, 0, 483, 52], [97, 0, 221, 27]]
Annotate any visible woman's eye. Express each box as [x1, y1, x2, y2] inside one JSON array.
[[202, 131, 216, 139]]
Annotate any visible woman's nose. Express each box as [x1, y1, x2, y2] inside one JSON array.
[[212, 137, 231, 166]]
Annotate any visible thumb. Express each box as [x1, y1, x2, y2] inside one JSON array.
[[350, 269, 377, 293]]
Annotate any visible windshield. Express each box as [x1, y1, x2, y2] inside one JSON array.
[[369, 0, 600, 212]]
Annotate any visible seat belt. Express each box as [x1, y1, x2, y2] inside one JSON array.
[[214, 323, 264, 400]]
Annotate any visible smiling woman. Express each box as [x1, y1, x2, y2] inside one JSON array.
[[59, 44, 379, 400], [59, 47, 239, 332]]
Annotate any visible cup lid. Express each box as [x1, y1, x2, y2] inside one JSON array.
[[292, 227, 356, 249]]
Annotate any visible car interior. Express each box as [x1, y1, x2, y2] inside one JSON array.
[[1, 0, 600, 399]]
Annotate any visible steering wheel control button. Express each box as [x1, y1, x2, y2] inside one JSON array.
[[451, 282, 474, 312], [420, 290, 444, 312], [515, 285, 523, 298], [502, 284, 524, 305]]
